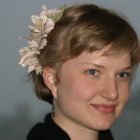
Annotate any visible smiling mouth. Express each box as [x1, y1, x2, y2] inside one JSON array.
[[90, 104, 117, 113]]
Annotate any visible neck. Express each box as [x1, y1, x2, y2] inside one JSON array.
[[53, 113, 99, 140], [66, 128, 99, 140]]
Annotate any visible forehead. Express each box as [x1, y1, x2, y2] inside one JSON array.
[[63, 48, 131, 70], [81, 51, 130, 65]]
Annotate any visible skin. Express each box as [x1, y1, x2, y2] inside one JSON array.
[[43, 47, 131, 140]]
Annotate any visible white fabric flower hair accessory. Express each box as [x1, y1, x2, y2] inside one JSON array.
[[19, 5, 66, 74]]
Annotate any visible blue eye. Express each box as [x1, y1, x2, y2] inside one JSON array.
[[86, 69, 98, 75], [117, 72, 130, 78]]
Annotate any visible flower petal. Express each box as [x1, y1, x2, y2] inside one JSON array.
[[19, 51, 35, 66], [39, 38, 47, 49], [31, 15, 39, 25], [28, 40, 38, 48], [36, 66, 42, 74], [45, 18, 55, 33], [47, 9, 61, 17]]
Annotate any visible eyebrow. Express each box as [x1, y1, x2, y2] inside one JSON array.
[[78, 63, 132, 71]]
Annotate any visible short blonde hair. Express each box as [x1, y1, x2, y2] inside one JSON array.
[[30, 4, 140, 104]]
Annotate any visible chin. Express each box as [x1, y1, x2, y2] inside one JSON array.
[[95, 120, 115, 131], [84, 118, 115, 132]]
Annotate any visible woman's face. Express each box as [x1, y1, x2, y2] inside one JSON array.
[[51, 48, 131, 131]]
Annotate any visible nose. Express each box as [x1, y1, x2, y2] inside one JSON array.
[[100, 77, 118, 101]]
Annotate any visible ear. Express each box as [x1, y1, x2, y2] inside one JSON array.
[[43, 67, 57, 98]]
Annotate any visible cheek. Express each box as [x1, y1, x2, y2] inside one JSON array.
[[119, 83, 130, 104], [122, 90, 130, 103], [116, 85, 130, 118], [58, 74, 98, 103]]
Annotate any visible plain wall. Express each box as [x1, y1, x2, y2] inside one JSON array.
[[0, 0, 140, 140]]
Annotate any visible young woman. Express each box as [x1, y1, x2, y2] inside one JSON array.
[[19, 3, 140, 140]]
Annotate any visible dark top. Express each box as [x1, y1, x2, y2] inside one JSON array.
[[27, 113, 114, 140]]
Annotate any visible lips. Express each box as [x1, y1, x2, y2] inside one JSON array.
[[90, 104, 117, 113]]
